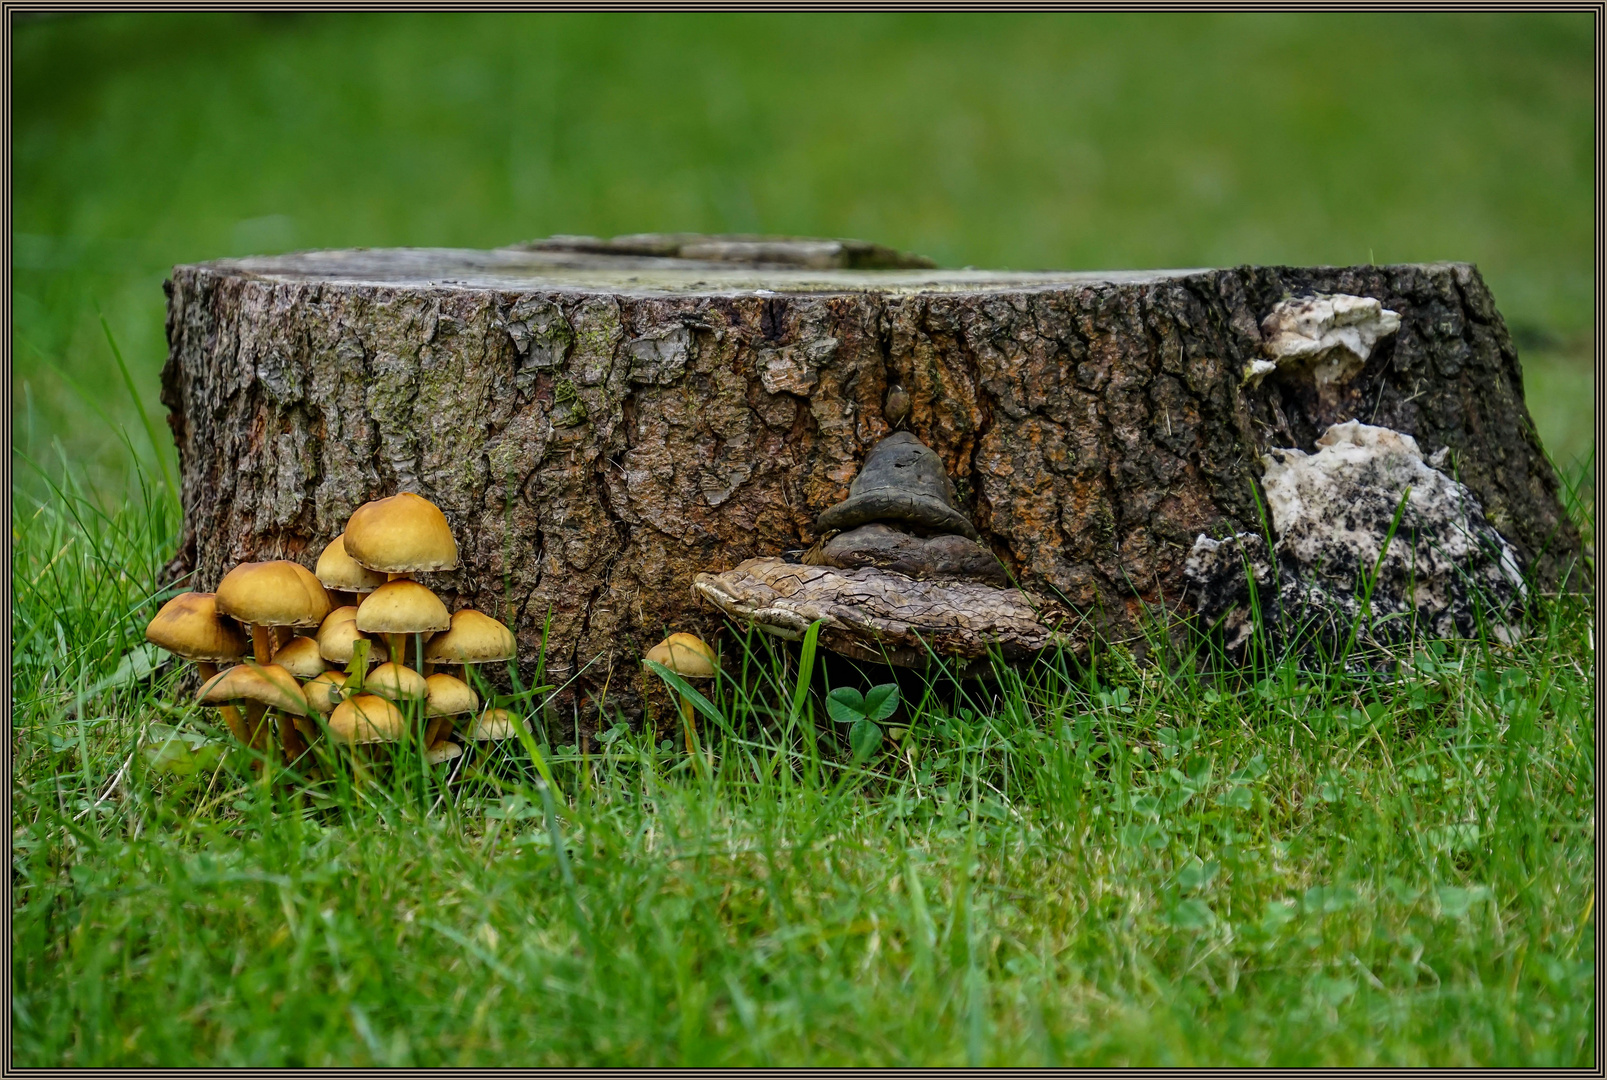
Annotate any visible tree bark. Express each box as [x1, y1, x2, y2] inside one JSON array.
[[161, 242, 1582, 736]]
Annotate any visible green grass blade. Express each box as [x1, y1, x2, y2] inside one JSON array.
[[97, 310, 177, 507]]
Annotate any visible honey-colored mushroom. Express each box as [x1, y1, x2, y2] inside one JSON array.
[[315, 532, 387, 606], [644, 633, 717, 754], [356, 579, 450, 669], [342, 492, 459, 579], [197, 662, 310, 763], [215, 560, 332, 665], [144, 591, 250, 744]]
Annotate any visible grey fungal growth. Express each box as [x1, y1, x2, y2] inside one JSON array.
[[1186, 420, 1527, 664]]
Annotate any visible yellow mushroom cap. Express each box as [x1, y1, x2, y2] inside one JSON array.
[[303, 670, 349, 715], [197, 663, 309, 716], [425, 741, 464, 765], [464, 708, 522, 741], [424, 673, 478, 717], [423, 608, 517, 665], [342, 492, 459, 574], [644, 633, 717, 679], [145, 591, 247, 663], [328, 694, 407, 744], [315, 534, 387, 594], [273, 636, 328, 679], [356, 580, 451, 635], [365, 662, 429, 701], [215, 560, 332, 628], [316, 609, 387, 664]]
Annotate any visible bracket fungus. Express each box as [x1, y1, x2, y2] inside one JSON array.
[[698, 431, 1065, 671], [1245, 292, 1401, 396], [815, 432, 981, 541]]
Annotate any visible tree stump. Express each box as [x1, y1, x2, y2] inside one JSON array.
[[160, 236, 1582, 736]]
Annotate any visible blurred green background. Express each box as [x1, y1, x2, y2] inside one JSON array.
[[12, 11, 1595, 485]]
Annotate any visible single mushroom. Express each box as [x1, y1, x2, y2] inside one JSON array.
[[422, 672, 478, 749], [463, 707, 523, 742], [425, 740, 464, 766], [197, 662, 310, 765], [365, 661, 429, 704], [315, 532, 387, 607], [273, 635, 329, 680], [215, 560, 332, 665], [272, 636, 331, 743], [644, 633, 717, 753], [303, 670, 349, 716], [356, 579, 450, 672], [315, 606, 387, 692], [342, 492, 459, 583], [144, 591, 251, 744], [422, 608, 516, 684], [327, 694, 408, 776]]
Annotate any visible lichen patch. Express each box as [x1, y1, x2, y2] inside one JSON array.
[[1186, 420, 1526, 664]]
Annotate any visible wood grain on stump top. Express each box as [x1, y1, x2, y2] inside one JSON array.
[[161, 236, 1581, 736]]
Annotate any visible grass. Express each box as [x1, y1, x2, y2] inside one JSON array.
[[9, 11, 1598, 1066], [10, 445, 1596, 1065]]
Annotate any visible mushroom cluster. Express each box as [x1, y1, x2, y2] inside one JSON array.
[[145, 492, 521, 771]]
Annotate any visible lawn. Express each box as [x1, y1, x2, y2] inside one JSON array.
[[9, 12, 1597, 1066]]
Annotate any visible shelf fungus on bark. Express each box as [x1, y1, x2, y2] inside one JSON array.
[[1243, 293, 1401, 398], [693, 559, 1072, 669], [697, 430, 1067, 669]]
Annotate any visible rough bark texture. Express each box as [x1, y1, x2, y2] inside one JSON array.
[[161, 245, 1582, 736]]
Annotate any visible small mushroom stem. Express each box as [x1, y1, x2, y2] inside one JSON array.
[[388, 634, 407, 667], [196, 662, 249, 744], [387, 572, 410, 582], [249, 625, 273, 666], [276, 711, 309, 766], [680, 694, 697, 754], [241, 700, 271, 770], [423, 716, 448, 747], [271, 626, 293, 652]]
